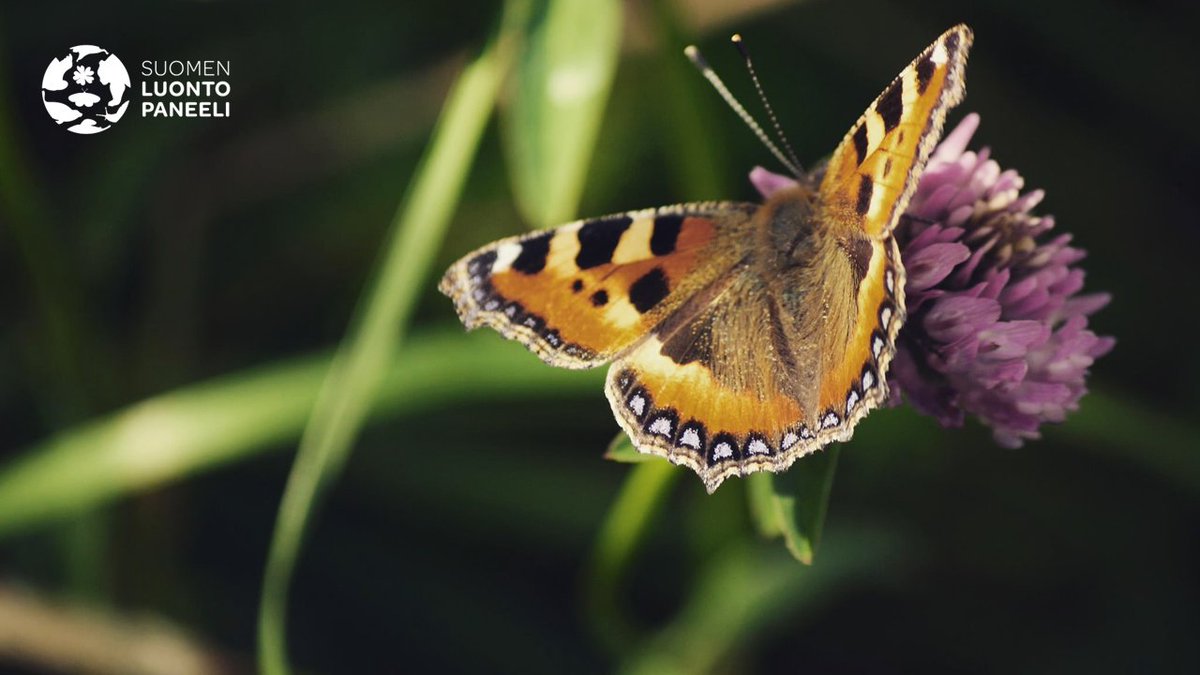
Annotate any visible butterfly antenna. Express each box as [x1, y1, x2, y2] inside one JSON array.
[[685, 44, 804, 178], [731, 34, 804, 175]]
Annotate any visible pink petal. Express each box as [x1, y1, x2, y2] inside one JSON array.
[[749, 166, 798, 199]]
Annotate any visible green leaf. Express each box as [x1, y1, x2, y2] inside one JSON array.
[[603, 432, 657, 464], [746, 471, 783, 539], [645, 0, 732, 201], [257, 5, 533, 671], [619, 529, 900, 675], [0, 330, 598, 539], [745, 447, 840, 565], [505, 0, 622, 226]]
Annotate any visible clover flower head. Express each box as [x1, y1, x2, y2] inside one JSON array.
[[751, 113, 1114, 447]]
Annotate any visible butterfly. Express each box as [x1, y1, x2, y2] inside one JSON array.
[[440, 25, 972, 492]]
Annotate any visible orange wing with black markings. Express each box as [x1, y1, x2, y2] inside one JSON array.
[[605, 200, 908, 492], [598, 26, 970, 490], [439, 203, 758, 369], [440, 25, 974, 492], [819, 24, 972, 239]]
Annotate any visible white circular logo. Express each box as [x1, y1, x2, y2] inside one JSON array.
[[41, 45, 130, 134]]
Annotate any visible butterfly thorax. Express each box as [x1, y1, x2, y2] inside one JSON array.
[[755, 184, 821, 269], [755, 184, 862, 285]]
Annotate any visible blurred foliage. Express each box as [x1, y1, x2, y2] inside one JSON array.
[[504, 0, 621, 227], [1, 0, 1198, 673], [258, 1, 539, 671]]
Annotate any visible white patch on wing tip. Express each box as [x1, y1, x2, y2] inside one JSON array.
[[492, 242, 522, 272], [713, 441, 734, 459], [679, 428, 702, 449], [782, 432, 799, 449], [846, 390, 860, 415], [932, 42, 949, 65], [747, 438, 769, 455], [881, 306, 893, 328]]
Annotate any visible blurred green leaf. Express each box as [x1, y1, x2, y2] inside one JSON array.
[[585, 457, 679, 653], [0, 37, 98, 421], [619, 529, 900, 675], [745, 447, 840, 565], [0, 330, 598, 539], [505, 0, 622, 226], [1056, 387, 1200, 492], [647, 0, 733, 200], [256, 2, 542, 672], [603, 432, 658, 463]]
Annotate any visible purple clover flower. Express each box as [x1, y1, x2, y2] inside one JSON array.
[[751, 113, 1114, 447]]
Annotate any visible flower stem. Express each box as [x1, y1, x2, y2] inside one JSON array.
[[584, 459, 679, 654]]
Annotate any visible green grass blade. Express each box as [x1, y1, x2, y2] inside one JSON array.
[[257, 6, 532, 670], [505, 0, 622, 227], [0, 330, 597, 539]]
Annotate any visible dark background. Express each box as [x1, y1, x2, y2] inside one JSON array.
[[1, 0, 1197, 673]]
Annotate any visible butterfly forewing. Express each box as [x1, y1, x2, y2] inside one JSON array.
[[439, 202, 758, 369], [819, 24, 972, 239]]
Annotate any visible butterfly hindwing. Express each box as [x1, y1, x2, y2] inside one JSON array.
[[804, 234, 905, 445], [818, 24, 972, 239], [606, 211, 907, 492], [606, 264, 811, 490], [439, 202, 758, 369]]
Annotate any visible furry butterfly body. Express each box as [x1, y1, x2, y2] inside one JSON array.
[[441, 25, 972, 491]]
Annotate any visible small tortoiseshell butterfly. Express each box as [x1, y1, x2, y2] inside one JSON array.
[[441, 25, 972, 491]]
